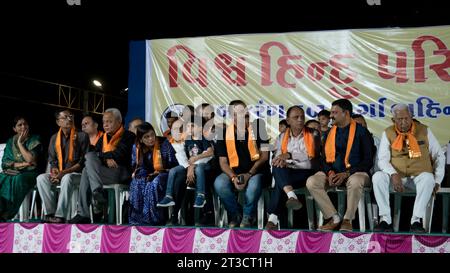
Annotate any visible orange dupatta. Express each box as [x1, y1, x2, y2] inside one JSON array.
[[281, 128, 315, 158], [135, 141, 164, 172], [391, 122, 421, 158], [102, 126, 125, 153], [225, 124, 260, 168], [325, 119, 356, 169], [55, 127, 76, 171]]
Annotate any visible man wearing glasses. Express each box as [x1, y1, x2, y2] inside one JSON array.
[[37, 109, 90, 223]]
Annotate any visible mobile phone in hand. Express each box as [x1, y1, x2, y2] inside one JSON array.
[[237, 175, 245, 185]]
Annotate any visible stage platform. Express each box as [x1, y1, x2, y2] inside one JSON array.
[[0, 223, 449, 253]]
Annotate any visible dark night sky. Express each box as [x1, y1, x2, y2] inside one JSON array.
[[0, 0, 448, 96]]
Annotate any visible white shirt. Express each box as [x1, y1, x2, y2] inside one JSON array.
[[274, 130, 312, 169], [377, 128, 445, 185], [371, 135, 381, 174], [171, 142, 212, 168], [171, 142, 189, 168]]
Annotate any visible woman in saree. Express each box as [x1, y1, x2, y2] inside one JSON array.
[[0, 116, 42, 221]]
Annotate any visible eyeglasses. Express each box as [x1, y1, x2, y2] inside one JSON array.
[[59, 115, 74, 121]]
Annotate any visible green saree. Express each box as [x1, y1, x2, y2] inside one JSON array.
[[0, 134, 42, 220]]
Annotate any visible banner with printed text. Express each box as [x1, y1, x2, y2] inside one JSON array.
[[146, 25, 450, 144]]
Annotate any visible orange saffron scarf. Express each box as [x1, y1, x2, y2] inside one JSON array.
[[166, 134, 174, 144], [103, 126, 125, 153], [92, 131, 104, 146], [55, 127, 76, 171], [135, 140, 164, 172], [169, 132, 186, 144], [391, 122, 421, 158], [226, 124, 260, 168], [325, 119, 356, 169], [163, 129, 171, 138], [281, 128, 315, 158]]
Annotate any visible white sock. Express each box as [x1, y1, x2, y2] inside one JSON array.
[[268, 214, 279, 225], [411, 216, 421, 225], [381, 215, 392, 225], [332, 214, 341, 224], [287, 191, 297, 199]]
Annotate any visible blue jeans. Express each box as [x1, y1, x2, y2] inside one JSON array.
[[165, 163, 211, 197], [213, 172, 263, 218], [165, 165, 186, 198]]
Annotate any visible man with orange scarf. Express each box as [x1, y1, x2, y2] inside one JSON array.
[[37, 110, 89, 223], [70, 108, 135, 224], [214, 100, 271, 228], [306, 99, 374, 232], [81, 115, 103, 149], [265, 106, 322, 230], [373, 104, 444, 233]]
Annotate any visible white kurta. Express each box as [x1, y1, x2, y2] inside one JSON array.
[[373, 128, 445, 224]]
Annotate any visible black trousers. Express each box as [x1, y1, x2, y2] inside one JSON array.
[[267, 167, 314, 216]]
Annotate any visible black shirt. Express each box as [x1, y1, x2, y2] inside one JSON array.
[[95, 129, 135, 169], [48, 130, 90, 170], [184, 138, 212, 159], [215, 119, 270, 175]]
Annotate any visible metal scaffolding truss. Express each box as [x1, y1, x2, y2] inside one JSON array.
[[1, 73, 124, 115], [58, 85, 105, 114], [86, 90, 105, 114], [58, 85, 81, 110]]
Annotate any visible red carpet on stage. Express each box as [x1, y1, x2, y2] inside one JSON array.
[[0, 223, 449, 253]]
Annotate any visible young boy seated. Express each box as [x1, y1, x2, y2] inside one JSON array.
[[158, 115, 213, 208]]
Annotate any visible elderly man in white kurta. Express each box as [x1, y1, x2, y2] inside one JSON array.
[[372, 104, 445, 233]]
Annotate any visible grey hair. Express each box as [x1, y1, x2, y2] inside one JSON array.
[[104, 108, 122, 122], [391, 103, 411, 117]]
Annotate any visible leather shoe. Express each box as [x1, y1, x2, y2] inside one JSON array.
[[374, 221, 393, 232], [286, 197, 303, 210], [49, 216, 66, 224], [69, 214, 91, 224], [319, 218, 341, 231], [43, 214, 55, 223], [410, 221, 426, 233], [228, 215, 242, 228], [265, 221, 279, 230], [339, 219, 353, 232], [240, 215, 254, 228], [92, 211, 105, 224]]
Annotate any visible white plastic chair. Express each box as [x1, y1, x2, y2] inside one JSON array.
[[392, 190, 435, 233], [16, 190, 33, 221], [103, 184, 130, 225], [316, 187, 374, 232]]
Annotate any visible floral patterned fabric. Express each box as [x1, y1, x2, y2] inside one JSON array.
[[0, 223, 449, 253]]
